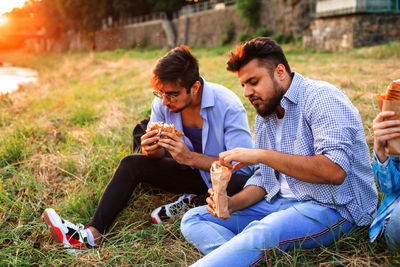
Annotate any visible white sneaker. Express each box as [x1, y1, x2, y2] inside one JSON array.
[[151, 194, 196, 225]]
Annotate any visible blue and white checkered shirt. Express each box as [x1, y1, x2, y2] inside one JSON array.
[[244, 73, 378, 226]]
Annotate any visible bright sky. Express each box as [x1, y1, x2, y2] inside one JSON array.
[[0, 0, 28, 16]]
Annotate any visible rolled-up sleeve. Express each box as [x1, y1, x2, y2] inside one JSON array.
[[306, 88, 360, 175], [244, 165, 266, 189]]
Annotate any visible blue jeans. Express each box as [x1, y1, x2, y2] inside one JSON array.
[[385, 202, 400, 249], [181, 197, 354, 267]]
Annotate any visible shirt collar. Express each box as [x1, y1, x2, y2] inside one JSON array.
[[200, 77, 214, 109], [282, 72, 304, 105]]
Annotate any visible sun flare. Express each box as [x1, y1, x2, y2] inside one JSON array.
[[0, 15, 8, 26], [0, 0, 28, 16]]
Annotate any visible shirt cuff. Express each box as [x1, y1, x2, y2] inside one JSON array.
[[244, 166, 266, 189], [323, 149, 351, 175], [373, 150, 389, 169]]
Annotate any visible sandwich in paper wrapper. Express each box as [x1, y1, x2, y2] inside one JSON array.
[[210, 161, 232, 220], [147, 121, 184, 139], [377, 79, 400, 156]]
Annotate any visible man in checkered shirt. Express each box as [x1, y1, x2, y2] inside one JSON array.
[[180, 37, 378, 266]]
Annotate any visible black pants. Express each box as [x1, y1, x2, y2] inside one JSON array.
[[88, 154, 249, 234]]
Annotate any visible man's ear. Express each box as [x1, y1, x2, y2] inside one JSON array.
[[191, 80, 202, 94], [274, 64, 286, 81]]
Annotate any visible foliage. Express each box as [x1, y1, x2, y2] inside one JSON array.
[[220, 20, 236, 46], [237, 28, 274, 42], [236, 0, 262, 29], [137, 34, 150, 48], [150, 0, 187, 20], [237, 32, 251, 42], [113, 0, 152, 17], [54, 0, 112, 33], [272, 32, 292, 44], [7, 0, 187, 36], [253, 28, 274, 38]]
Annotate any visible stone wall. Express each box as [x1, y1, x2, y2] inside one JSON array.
[[259, 0, 311, 37], [94, 0, 311, 50], [303, 13, 400, 51], [175, 7, 244, 47], [95, 20, 167, 50]]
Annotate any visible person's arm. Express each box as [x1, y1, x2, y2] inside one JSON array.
[[220, 148, 346, 185], [158, 132, 218, 171], [157, 101, 253, 172], [206, 185, 266, 217], [222, 85, 366, 185]]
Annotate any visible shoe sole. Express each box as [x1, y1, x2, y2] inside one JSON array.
[[43, 209, 64, 244], [151, 207, 163, 225]]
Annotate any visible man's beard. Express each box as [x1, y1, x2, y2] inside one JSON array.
[[254, 80, 285, 117], [169, 97, 192, 113]]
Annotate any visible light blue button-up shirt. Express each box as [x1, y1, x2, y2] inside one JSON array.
[[245, 73, 378, 226], [148, 78, 254, 188]]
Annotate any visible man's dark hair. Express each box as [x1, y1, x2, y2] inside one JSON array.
[[151, 45, 200, 93], [226, 37, 291, 75]]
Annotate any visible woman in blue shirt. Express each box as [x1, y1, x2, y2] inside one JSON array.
[[370, 110, 400, 249]]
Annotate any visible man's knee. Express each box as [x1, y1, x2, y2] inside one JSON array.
[[113, 154, 150, 183], [181, 206, 208, 238], [118, 154, 149, 172]]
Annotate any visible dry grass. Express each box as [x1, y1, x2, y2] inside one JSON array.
[[1, 43, 400, 265]]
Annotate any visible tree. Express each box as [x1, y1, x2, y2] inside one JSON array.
[[55, 0, 112, 33], [113, 0, 152, 17], [150, 0, 187, 20], [236, 0, 262, 29]]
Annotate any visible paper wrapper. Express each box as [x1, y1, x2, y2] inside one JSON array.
[[210, 161, 232, 220], [377, 80, 400, 157]]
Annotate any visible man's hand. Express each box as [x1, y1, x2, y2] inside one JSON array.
[[206, 188, 233, 218], [373, 111, 400, 162], [141, 130, 163, 157], [206, 186, 266, 217], [219, 148, 261, 170], [158, 131, 193, 165]]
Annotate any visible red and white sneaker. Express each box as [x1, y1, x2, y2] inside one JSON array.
[[43, 208, 91, 250]]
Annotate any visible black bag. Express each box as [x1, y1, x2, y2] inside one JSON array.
[[132, 118, 149, 153]]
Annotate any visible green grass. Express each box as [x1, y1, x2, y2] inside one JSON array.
[[1, 42, 400, 265]]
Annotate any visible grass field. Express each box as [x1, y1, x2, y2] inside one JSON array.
[[1, 42, 400, 266]]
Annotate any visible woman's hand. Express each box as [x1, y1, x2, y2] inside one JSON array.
[[373, 111, 400, 162]]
